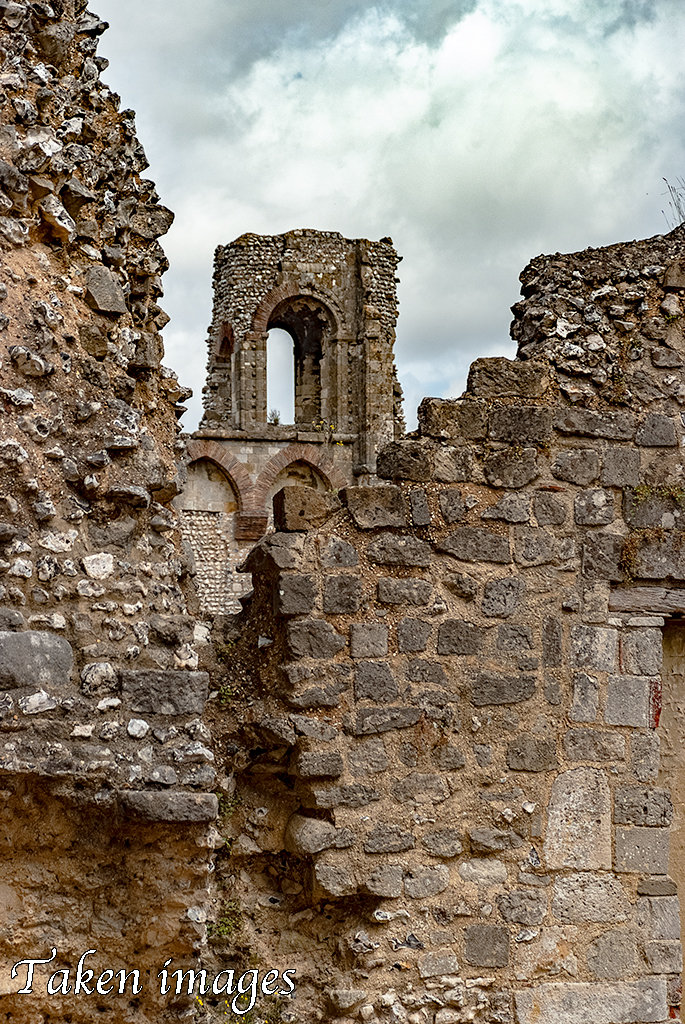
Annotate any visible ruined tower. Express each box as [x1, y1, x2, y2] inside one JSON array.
[[179, 229, 404, 612]]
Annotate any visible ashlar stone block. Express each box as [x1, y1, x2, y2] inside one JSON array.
[[544, 768, 611, 870], [514, 978, 667, 1024]]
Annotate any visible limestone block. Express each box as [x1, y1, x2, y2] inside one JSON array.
[[645, 940, 683, 973], [470, 671, 536, 706], [533, 491, 568, 525], [0, 629, 73, 688], [637, 895, 681, 940], [438, 526, 511, 563], [458, 858, 507, 886], [433, 445, 473, 482], [376, 439, 435, 481], [604, 675, 651, 727], [350, 623, 388, 659], [571, 625, 617, 671], [320, 535, 359, 567], [586, 929, 638, 979], [633, 732, 660, 782], [513, 526, 556, 565], [439, 488, 465, 524], [276, 572, 317, 616], [405, 864, 449, 898], [563, 728, 625, 762], [362, 864, 403, 898], [367, 533, 432, 567], [354, 662, 398, 702], [574, 489, 615, 526], [570, 672, 599, 722], [514, 978, 666, 1024], [285, 815, 338, 855], [322, 574, 361, 615], [552, 873, 628, 923], [464, 924, 509, 967], [469, 827, 522, 853], [273, 485, 342, 531], [467, 357, 550, 398], [484, 446, 540, 488], [620, 628, 662, 675], [294, 751, 344, 778], [84, 265, 127, 315], [636, 413, 677, 446], [581, 532, 624, 581], [377, 577, 432, 605], [614, 786, 672, 827], [397, 619, 432, 653], [506, 734, 557, 772], [481, 493, 531, 523], [615, 826, 669, 874], [121, 670, 209, 715], [409, 487, 431, 525], [497, 891, 547, 926], [481, 577, 525, 616], [437, 619, 483, 655], [417, 950, 460, 979], [119, 791, 218, 822], [600, 446, 640, 487], [421, 829, 463, 858], [551, 448, 600, 485], [347, 706, 422, 734], [363, 823, 415, 853], [287, 618, 346, 658], [343, 485, 406, 529], [544, 768, 611, 870], [554, 408, 635, 440]]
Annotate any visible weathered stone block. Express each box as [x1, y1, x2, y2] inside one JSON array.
[[434, 446, 473, 483], [323, 574, 362, 615], [348, 737, 388, 776], [443, 570, 479, 600], [481, 492, 530, 523], [469, 827, 521, 853], [378, 577, 432, 606], [542, 617, 562, 667], [121, 670, 209, 715], [554, 408, 635, 440], [571, 625, 617, 671], [314, 861, 357, 897], [437, 619, 482, 655], [432, 743, 466, 770], [533, 491, 568, 526], [497, 624, 533, 654], [367, 533, 432, 567], [458, 858, 507, 886], [363, 823, 415, 853], [407, 659, 447, 688], [615, 826, 669, 873], [614, 786, 672, 827], [354, 662, 398, 702], [637, 878, 677, 896], [514, 979, 666, 1024], [563, 728, 625, 762], [574, 489, 614, 526], [484, 446, 539, 488], [581, 532, 624, 581], [276, 572, 317, 616], [467, 357, 550, 398], [273, 486, 341, 530], [308, 783, 379, 809], [342, 485, 406, 529], [118, 791, 218, 822], [645, 940, 683, 973], [481, 577, 524, 616], [347, 706, 422, 734], [600, 447, 641, 487], [0, 630, 73, 688], [633, 732, 660, 783], [84, 265, 128, 315], [287, 619, 347, 658], [417, 950, 460, 979], [551, 449, 600, 485], [295, 751, 344, 778], [438, 526, 511, 563], [285, 815, 339, 855], [570, 671, 599, 722], [405, 864, 450, 898], [586, 930, 638, 980], [506, 734, 556, 771], [513, 525, 556, 565], [637, 895, 681, 939], [350, 623, 388, 658], [422, 828, 463, 858], [470, 671, 535, 705], [377, 439, 435, 481], [604, 675, 651, 727], [409, 487, 431, 526], [464, 924, 509, 968], [497, 890, 547, 926], [439, 488, 465, 524], [320, 535, 359, 567], [398, 618, 432, 653], [552, 873, 628, 922], [418, 396, 487, 440], [285, 662, 352, 709], [246, 532, 305, 571], [636, 413, 677, 446], [489, 403, 553, 443], [362, 864, 403, 898], [544, 768, 611, 870], [621, 628, 662, 675], [393, 772, 449, 804]]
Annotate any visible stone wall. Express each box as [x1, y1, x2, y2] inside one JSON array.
[[0, 3, 214, 1021], [210, 226, 685, 1023]]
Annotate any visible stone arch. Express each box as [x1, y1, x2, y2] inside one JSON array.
[[185, 439, 252, 512], [251, 282, 346, 338], [253, 443, 347, 510]]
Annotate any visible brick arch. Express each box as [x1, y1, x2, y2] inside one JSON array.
[[250, 283, 346, 338], [185, 439, 253, 513], [253, 443, 347, 509]]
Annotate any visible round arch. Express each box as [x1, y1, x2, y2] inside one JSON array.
[[253, 443, 347, 510]]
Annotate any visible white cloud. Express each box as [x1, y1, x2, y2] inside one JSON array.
[[95, 0, 685, 430]]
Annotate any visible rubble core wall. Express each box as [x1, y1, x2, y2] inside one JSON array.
[[0, 2, 215, 1022], [213, 226, 685, 1023]]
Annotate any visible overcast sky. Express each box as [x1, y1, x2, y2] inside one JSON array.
[[94, 0, 685, 430]]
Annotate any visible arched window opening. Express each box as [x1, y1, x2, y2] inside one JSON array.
[[267, 297, 334, 427], [266, 328, 295, 425]]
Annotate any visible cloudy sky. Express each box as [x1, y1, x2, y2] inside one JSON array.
[[95, 0, 685, 430]]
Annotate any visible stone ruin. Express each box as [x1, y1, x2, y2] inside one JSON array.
[[1, 4, 685, 1024]]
